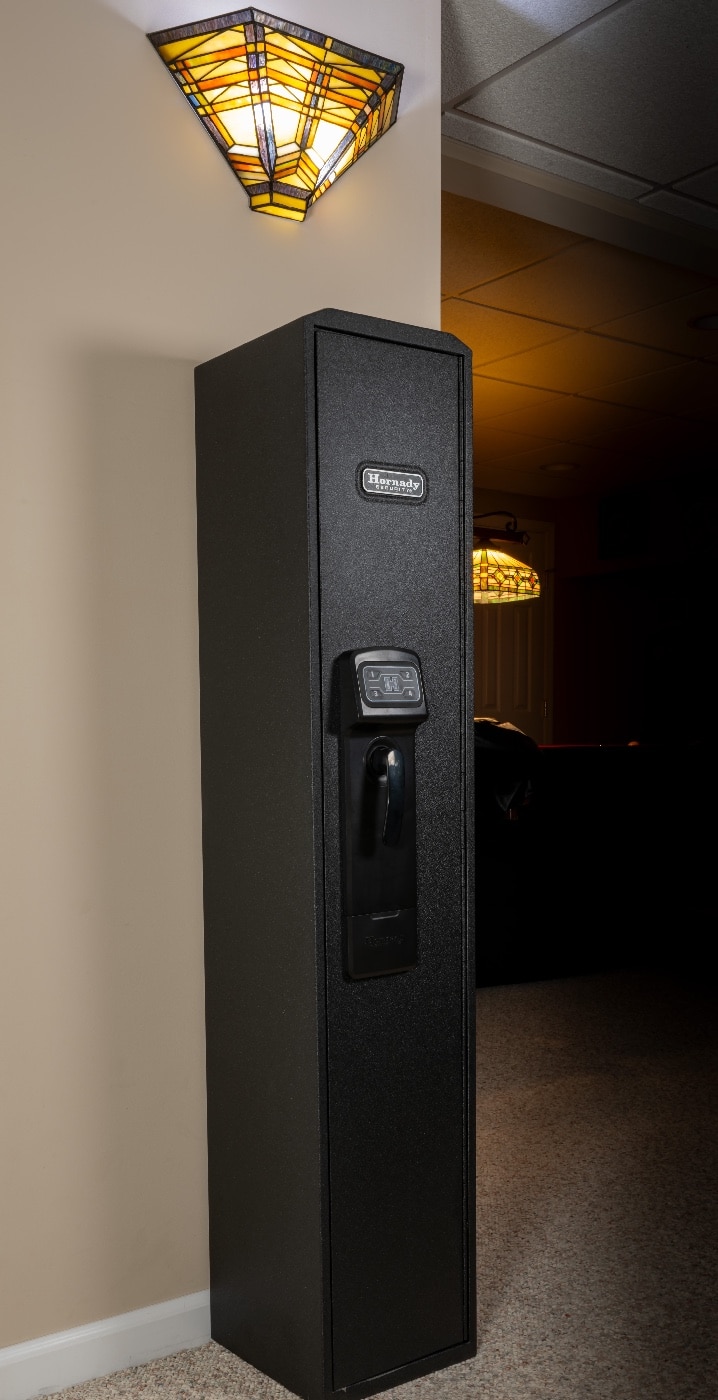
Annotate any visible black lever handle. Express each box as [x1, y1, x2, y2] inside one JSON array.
[[368, 744, 405, 846]]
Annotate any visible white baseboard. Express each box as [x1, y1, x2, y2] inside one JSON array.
[[0, 1291, 211, 1400]]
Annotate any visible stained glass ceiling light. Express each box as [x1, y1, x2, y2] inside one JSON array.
[[473, 513, 541, 605], [147, 9, 403, 221]]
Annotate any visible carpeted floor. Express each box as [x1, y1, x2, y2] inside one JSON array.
[[46, 968, 718, 1400]]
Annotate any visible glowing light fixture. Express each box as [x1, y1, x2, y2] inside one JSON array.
[[473, 512, 541, 605], [147, 8, 403, 221]]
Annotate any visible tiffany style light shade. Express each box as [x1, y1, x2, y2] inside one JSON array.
[[472, 548, 541, 604], [147, 9, 403, 221]]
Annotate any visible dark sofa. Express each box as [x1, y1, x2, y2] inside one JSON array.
[[473, 723, 711, 987]]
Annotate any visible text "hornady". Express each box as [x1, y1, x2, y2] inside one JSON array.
[[367, 472, 420, 489], [363, 468, 424, 496]]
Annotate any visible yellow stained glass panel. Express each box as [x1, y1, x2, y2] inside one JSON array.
[[473, 549, 541, 604], [269, 33, 329, 62]]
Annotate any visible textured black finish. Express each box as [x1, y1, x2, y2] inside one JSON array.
[[195, 308, 475, 1400]]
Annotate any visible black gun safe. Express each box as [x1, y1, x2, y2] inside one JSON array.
[[194, 307, 475, 1400]]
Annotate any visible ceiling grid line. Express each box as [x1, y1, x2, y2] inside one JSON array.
[[447, 0, 633, 107], [450, 113, 657, 187]]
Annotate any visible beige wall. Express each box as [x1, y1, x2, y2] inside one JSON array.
[[0, 0, 441, 1347]]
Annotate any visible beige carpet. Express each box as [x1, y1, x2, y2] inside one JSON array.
[[46, 969, 718, 1400]]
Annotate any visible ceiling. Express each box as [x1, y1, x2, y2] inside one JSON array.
[[439, 0, 718, 500]]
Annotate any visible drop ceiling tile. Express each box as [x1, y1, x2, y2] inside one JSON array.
[[471, 466, 566, 500], [595, 289, 718, 360], [483, 395, 660, 448], [581, 360, 718, 420], [441, 111, 651, 200], [476, 436, 599, 472], [474, 424, 564, 461], [459, 0, 718, 185], [472, 377, 562, 421], [441, 0, 615, 103], [441, 192, 582, 296], [479, 332, 684, 393], [474, 434, 694, 497], [473, 460, 585, 500], [638, 191, 718, 232], [674, 166, 718, 205], [463, 241, 711, 327], [441, 298, 571, 365], [582, 410, 710, 456], [474, 437, 645, 493]]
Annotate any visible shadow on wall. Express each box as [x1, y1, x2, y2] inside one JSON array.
[[75, 349, 209, 1316]]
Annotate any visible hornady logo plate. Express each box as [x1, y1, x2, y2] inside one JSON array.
[[359, 463, 426, 502]]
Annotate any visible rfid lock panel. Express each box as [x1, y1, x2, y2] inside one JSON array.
[[316, 327, 472, 1390], [339, 648, 428, 980]]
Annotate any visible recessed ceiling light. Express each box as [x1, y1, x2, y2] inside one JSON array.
[[689, 313, 718, 330], [540, 461, 579, 474]]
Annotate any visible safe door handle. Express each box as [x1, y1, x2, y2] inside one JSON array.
[[368, 744, 405, 846]]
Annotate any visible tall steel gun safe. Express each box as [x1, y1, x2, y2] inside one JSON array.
[[194, 308, 475, 1400]]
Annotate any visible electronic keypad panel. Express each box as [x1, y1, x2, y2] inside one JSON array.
[[360, 662, 421, 706], [349, 649, 428, 724]]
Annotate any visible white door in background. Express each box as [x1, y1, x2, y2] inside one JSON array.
[[473, 520, 554, 746]]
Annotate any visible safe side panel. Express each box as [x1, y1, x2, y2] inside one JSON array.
[[194, 324, 328, 1400], [315, 329, 471, 1390]]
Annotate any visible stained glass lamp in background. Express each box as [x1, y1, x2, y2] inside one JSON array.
[[473, 514, 541, 604], [147, 8, 403, 221]]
